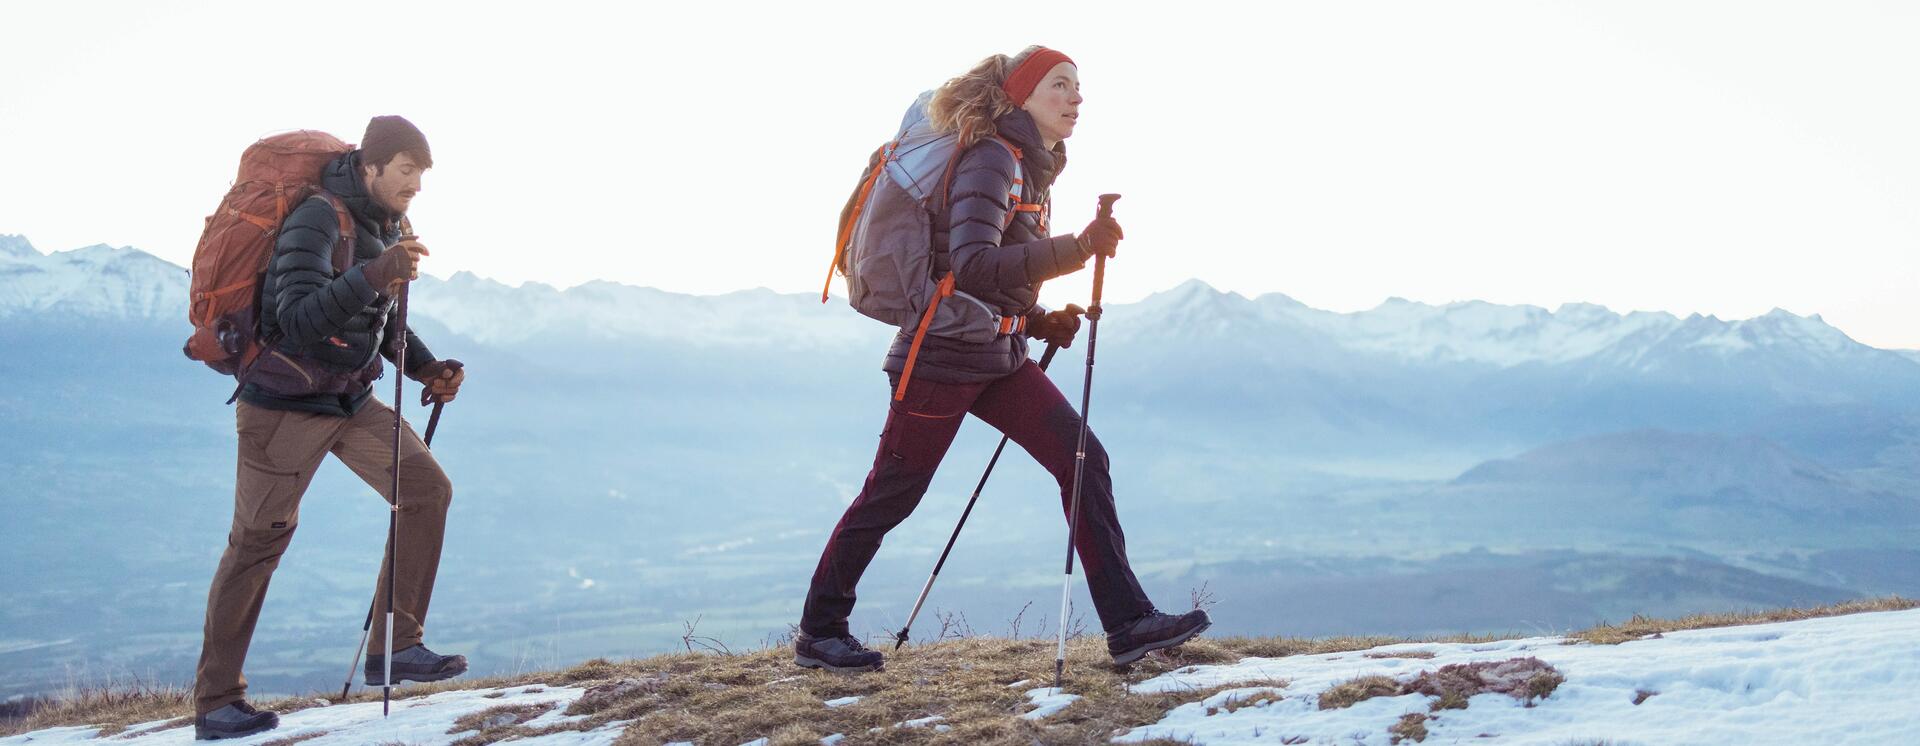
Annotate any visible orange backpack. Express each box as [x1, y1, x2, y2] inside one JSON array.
[[184, 131, 355, 376]]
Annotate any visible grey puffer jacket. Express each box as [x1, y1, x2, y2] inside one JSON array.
[[882, 110, 1092, 384], [241, 150, 435, 416]]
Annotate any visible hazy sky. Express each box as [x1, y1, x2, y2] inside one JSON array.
[[4, 2, 1917, 347]]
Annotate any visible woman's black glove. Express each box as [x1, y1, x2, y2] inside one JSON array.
[[1026, 304, 1086, 347]]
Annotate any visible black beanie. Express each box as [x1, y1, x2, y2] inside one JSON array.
[[361, 115, 432, 168]]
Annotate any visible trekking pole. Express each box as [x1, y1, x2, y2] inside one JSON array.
[[1054, 194, 1120, 690], [382, 275, 408, 717], [381, 227, 420, 716], [893, 342, 1064, 650], [341, 602, 374, 701]]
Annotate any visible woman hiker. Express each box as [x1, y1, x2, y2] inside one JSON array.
[[795, 46, 1212, 673]]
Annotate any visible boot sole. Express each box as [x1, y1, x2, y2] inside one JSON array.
[[1110, 619, 1213, 665], [365, 659, 469, 686], [194, 722, 277, 740], [794, 655, 883, 673]]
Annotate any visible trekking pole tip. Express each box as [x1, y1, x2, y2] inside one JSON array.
[[892, 630, 909, 651]]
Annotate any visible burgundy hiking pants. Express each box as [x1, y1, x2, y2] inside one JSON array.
[[194, 399, 452, 716], [801, 359, 1154, 639]]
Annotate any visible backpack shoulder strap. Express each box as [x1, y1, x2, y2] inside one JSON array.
[[305, 190, 356, 274], [935, 128, 1025, 214], [990, 136, 1048, 230]]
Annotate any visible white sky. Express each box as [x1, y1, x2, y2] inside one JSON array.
[[3, 1, 1917, 347]]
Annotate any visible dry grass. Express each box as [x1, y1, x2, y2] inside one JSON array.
[[1402, 657, 1563, 709], [1205, 688, 1285, 716], [446, 702, 560, 746], [0, 680, 190, 738], [1366, 650, 1437, 660], [1388, 712, 1429, 744], [1317, 675, 1403, 710], [576, 636, 1275, 745], [1570, 596, 1916, 645]]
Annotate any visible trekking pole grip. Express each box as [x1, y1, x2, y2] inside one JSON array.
[[1089, 194, 1119, 320]]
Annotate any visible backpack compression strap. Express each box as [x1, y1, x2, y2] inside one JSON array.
[[825, 141, 898, 304], [895, 273, 955, 401]]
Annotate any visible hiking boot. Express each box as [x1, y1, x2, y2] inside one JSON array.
[[794, 633, 885, 673], [1107, 609, 1213, 665], [194, 700, 278, 740], [364, 643, 469, 685]]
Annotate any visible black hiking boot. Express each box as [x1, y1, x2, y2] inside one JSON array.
[[194, 700, 278, 740], [364, 643, 469, 686], [1107, 609, 1213, 665], [794, 632, 885, 673]]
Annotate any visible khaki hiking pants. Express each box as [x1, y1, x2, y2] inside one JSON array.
[[194, 399, 452, 716]]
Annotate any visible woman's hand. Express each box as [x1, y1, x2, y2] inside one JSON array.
[[1077, 216, 1123, 259], [1027, 304, 1087, 347]]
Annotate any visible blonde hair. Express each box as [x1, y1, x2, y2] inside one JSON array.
[[927, 46, 1046, 149]]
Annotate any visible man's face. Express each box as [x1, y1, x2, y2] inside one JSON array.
[[364, 151, 426, 215]]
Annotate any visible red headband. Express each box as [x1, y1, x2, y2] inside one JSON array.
[[1002, 48, 1075, 107]]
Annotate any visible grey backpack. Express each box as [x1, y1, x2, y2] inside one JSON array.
[[823, 91, 1043, 400]]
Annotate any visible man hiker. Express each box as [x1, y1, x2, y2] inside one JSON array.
[[193, 115, 468, 740]]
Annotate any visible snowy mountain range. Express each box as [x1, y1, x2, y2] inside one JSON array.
[[6, 233, 1920, 704], [0, 234, 185, 321], [1, 233, 1910, 376]]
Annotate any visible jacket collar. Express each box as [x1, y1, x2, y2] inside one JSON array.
[[322, 151, 400, 237], [993, 110, 1067, 190]]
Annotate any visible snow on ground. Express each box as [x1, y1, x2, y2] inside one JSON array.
[[0, 684, 611, 746], [9, 611, 1918, 745], [1021, 686, 1081, 720], [1121, 609, 1920, 745]]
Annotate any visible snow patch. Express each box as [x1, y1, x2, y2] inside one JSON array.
[[0, 684, 594, 746], [1119, 609, 1920, 745], [1021, 687, 1081, 720]]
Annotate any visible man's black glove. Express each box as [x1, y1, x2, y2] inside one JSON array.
[[364, 239, 429, 294], [1027, 304, 1086, 348], [412, 358, 465, 404]]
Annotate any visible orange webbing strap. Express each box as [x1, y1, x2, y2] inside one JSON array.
[[826, 142, 897, 303], [992, 137, 1037, 229], [894, 273, 956, 401], [995, 314, 1029, 335]]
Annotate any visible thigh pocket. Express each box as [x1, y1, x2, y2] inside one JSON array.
[[890, 377, 977, 420], [237, 460, 304, 531]]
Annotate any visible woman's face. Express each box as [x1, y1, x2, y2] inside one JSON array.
[[1021, 62, 1082, 147]]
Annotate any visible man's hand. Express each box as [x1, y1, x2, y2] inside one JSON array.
[[412, 358, 465, 403], [1026, 303, 1086, 348], [365, 238, 430, 295], [1076, 216, 1123, 259]]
